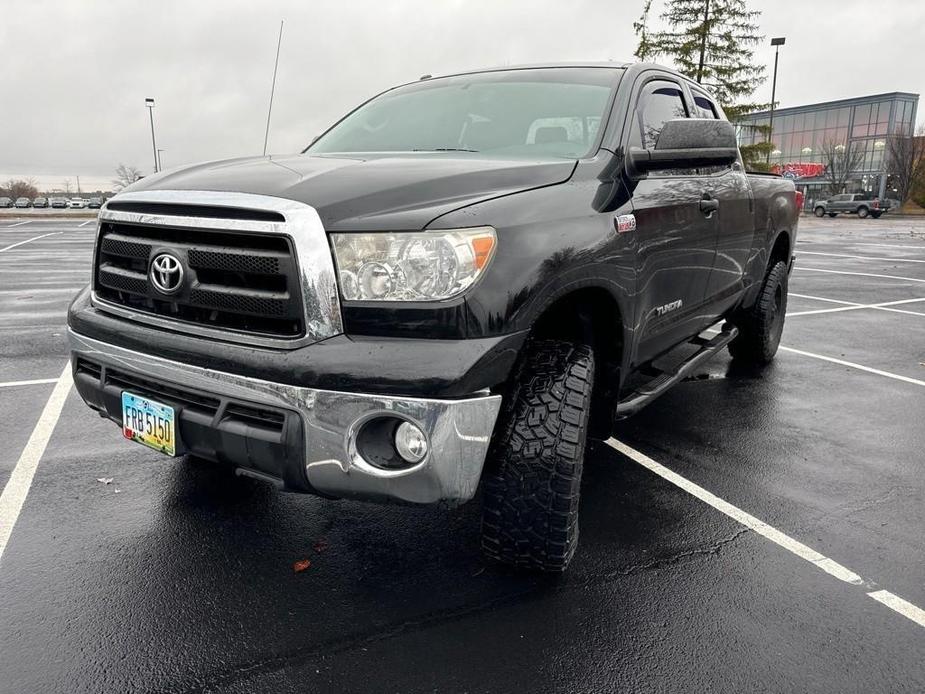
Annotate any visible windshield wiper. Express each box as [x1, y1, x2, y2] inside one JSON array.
[[412, 147, 480, 152]]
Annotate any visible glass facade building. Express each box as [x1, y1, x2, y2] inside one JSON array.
[[738, 92, 918, 204]]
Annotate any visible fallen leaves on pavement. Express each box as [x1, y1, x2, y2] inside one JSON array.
[[293, 559, 312, 573]]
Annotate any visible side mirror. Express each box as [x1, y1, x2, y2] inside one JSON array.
[[627, 119, 739, 177]]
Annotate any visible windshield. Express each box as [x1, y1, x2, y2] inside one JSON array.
[[307, 67, 621, 160]]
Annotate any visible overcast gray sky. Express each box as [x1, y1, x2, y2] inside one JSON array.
[[2, 0, 922, 190]]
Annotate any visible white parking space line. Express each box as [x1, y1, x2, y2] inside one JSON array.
[[0, 363, 72, 565], [788, 305, 866, 317], [790, 293, 865, 305], [852, 243, 925, 251], [4, 221, 32, 228], [78, 220, 95, 228], [606, 439, 925, 629], [0, 232, 62, 254], [795, 267, 925, 284], [799, 250, 925, 264], [0, 378, 60, 389], [779, 346, 925, 387], [787, 296, 925, 318], [868, 590, 925, 629]]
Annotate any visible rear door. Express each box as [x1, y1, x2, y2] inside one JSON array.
[[687, 87, 756, 311], [624, 75, 719, 361], [831, 194, 851, 212]]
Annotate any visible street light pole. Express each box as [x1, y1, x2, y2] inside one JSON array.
[[766, 37, 786, 165], [145, 97, 159, 173]]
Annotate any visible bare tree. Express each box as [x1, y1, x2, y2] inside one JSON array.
[[112, 164, 142, 192], [886, 126, 925, 206], [820, 139, 865, 196], [3, 178, 40, 200]]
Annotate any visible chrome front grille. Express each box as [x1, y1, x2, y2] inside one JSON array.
[[94, 221, 304, 337], [91, 190, 343, 349]]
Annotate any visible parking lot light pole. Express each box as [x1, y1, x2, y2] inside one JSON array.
[[766, 37, 786, 165], [145, 98, 159, 173]]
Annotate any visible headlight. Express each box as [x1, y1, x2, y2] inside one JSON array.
[[330, 227, 496, 302]]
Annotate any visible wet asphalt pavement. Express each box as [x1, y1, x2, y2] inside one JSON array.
[[0, 215, 923, 693]]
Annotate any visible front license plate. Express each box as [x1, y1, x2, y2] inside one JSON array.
[[121, 392, 176, 456]]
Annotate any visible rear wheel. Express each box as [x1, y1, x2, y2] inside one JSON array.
[[481, 339, 594, 572], [814, 207, 826, 217], [728, 261, 788, 365], [857, 206, 870, 218]]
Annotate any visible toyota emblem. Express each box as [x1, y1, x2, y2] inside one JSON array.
[[149, 253, 184, 294]]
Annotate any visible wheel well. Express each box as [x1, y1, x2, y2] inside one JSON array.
[[530, 288, 624, 415], [769, 230, 790, 268]]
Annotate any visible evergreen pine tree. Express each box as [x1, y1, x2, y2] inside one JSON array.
[[634, 0, 773, 169]]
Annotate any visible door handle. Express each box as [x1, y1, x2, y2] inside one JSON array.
[[699, 192, 719, 215]]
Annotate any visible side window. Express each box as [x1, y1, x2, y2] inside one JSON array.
[[629, 80, 689, 150], [692, 93, 719, 119]]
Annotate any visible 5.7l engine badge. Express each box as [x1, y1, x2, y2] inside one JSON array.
[[614, 214, 637, 233]]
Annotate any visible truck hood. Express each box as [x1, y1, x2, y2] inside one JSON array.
[[123, 153, 576, 230]]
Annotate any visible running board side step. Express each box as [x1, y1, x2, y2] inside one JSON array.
[[614, 325, 738, 420]]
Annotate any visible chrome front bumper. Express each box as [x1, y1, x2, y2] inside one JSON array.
[[69, 330, 502, 505]]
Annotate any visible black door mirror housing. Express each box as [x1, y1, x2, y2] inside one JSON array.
[[627, 118, 739, 178]]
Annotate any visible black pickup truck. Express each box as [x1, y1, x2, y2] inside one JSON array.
[[68, 63, 798, 571]]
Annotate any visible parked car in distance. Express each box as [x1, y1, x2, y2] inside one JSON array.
[[69, 198, 87, 209], [15, 197, 32, 208], [813, 193, 890, 219], [88, 197, 103, 209], [32, 197, 49, 208], [0, 197, 12, 208], [50, 197, 68, 209]]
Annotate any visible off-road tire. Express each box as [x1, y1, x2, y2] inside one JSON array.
[[857, 206, 870, 218], [481, 339, 594, 572], [728, 260, 788, 365], [814, 207, 825, 217]]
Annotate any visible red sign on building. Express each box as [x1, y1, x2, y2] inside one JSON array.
[[771, 162, 826, 179]]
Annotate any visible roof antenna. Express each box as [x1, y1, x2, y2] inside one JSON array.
[[419, 74, 432, 81], [263, 20, 284, 156]]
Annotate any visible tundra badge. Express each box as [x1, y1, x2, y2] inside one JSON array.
[[655, 299, 683, 316]]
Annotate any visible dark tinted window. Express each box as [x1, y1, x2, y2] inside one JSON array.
[[629, 81, 689, 149], [692, 94, 719, 119]]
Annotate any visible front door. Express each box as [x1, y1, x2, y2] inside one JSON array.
[[624, 77, 719, 363]]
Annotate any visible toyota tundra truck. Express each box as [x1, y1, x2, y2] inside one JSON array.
[[68, 63, 799, 571]]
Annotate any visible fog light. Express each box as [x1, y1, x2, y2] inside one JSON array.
[[394, 421, 428, 464]]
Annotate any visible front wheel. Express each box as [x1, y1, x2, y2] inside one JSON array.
[[728, 261, 788, 365], [814, 207, 826, 217], [481, 339, 594, 572], [857, 206, 870, 218]]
